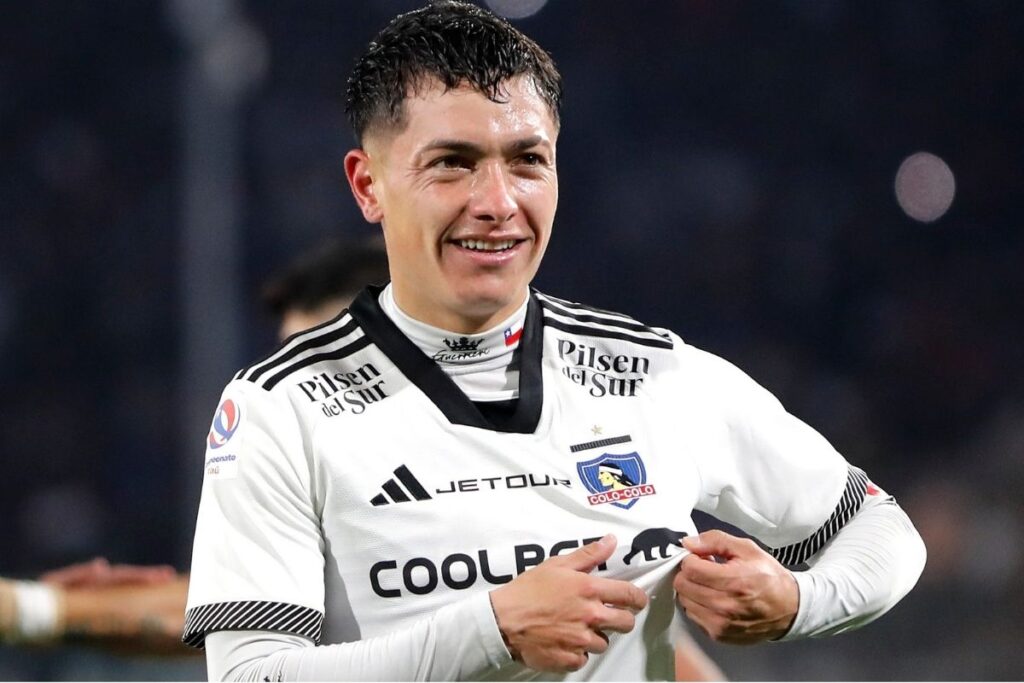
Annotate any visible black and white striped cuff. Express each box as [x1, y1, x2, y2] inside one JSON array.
[[769, 466, 871, 567], [182, 601, 324, 649]]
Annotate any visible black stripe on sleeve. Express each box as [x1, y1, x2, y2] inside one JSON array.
[[244, 317, 359, 384], [259, 334, 373, 390], [539, 293, 666, 330], [543, 316, 674, 350], [537, 296, 671, 340], [769, 466, 870, 567], [182, 601, 324, 649]]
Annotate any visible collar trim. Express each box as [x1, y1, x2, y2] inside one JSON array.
[[348, 285, 544, 434]]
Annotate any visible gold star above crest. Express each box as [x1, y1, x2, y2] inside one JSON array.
[[590, 425, 603, 436]]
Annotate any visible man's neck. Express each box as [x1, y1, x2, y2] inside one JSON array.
[[378, 284, 526, 402], [389, 287, 529, 334]]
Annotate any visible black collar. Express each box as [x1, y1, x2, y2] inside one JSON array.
[[348, 286, 544, 434]]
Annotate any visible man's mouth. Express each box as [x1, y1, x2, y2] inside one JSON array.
[[455, 239, 520, 252]]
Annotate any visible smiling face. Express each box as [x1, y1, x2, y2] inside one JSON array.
[[345, 76, 558, 333]]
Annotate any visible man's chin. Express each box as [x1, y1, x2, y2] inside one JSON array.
[[448, 289, 527, 329]]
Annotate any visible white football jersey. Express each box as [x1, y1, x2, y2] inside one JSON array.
[[185, 287, 869, 680]]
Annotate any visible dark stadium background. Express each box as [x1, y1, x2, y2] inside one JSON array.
[[2, 1, 1021, 679]]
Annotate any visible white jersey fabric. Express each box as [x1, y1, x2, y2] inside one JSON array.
[[186, 287, 917, 680]]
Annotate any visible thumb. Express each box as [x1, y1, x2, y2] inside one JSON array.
[[557, 534, 617, 572], [682, 529, 752, 560]]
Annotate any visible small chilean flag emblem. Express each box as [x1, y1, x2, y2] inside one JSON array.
[[504, 326, 523, 346]]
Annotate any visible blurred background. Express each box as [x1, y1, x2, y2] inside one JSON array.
[[1, 0, 1021, 679]]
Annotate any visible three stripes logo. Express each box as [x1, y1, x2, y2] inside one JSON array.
[[370, 465, 433, 506]]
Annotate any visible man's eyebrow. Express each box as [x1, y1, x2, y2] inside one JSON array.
[[417, 136, 551, 157], [506, 135, 549, 154], [418, 139, 484, 157]]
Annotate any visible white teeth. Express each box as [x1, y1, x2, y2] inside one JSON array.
[[457, 239, 516, 251]]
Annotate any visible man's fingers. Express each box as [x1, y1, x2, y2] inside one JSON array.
[[678, 594, 713, 622], [588, 575, 648, 612], [679, 595, 756, 644], [107, 564, 177, 585], [588, 629, 610, 654], [40, 558, 111, 587], [491, 533, 650, 671], [682, 529, 759, 560], [678, 552, 734, 590], [41, 561, 178, 588], [591, 603, 637, 634], [556, 534, 617, 573], [677, 595, 721, 638], [561, 651, 589, 672], [673, 572, 730, 613]]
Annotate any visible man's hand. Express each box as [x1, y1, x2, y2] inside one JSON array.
[[674, 530, 798, 644], [40, 558, 177, 589], [489, 534, 648, 672]]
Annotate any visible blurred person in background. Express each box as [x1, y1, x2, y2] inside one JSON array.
[[184, 3, 925, 681], [263, 237, 390, 341], [0, 558, 187, 655], [0, 237, 389, 656]]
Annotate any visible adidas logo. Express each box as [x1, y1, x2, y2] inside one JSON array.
[[370, 465, 433, 506], [443, 336, 481, 352]]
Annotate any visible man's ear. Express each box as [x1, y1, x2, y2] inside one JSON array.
[[344, 149, 384, 223]]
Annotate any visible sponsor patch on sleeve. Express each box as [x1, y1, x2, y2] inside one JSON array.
[[205, 396, 242, 480], [204, 453, 239, 480]]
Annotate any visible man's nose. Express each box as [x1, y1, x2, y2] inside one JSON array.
[[468, 163, 517, 224]]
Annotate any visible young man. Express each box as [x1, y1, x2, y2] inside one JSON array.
[[185, 2, 926, 680]]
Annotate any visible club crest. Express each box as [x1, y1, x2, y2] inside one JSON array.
[[576, 452, 656, 509]]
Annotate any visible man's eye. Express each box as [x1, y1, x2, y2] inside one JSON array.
[[431, 155, 470, 170], [517, 152, 553, 169]]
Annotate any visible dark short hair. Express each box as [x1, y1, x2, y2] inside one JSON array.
[[261, 237, 390, 317], [345, 0, 562, 144]]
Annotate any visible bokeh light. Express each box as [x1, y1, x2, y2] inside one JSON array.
[[894, 151, 956, 223], [485, 0, 549, 20]]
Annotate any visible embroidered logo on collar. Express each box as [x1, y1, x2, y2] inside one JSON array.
[[444, 336, 481, 352], [433, 336, 490, 362], [576, 452, 656, 509]]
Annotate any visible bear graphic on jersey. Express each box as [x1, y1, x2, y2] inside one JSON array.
[[623, 528, 689, 565]]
